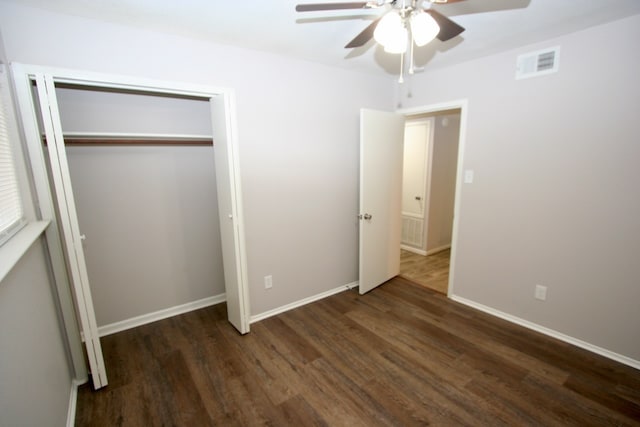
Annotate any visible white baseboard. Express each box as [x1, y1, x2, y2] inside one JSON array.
[[451, 294, 640, 371], [97, 294, 226, 337], [400, 244, 451, 256], [66, 379, 81, 427], [250, 281, 359, 324], [426, 244, 451, 256], [401, 245, 427, 256]]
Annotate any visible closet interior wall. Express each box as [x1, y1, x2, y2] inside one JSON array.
[[51, 86, 225, 328]]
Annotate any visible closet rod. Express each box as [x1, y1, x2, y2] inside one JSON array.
[[42, 132, 214, 146]]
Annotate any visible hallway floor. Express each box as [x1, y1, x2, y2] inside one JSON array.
[[399, 248, 450, 294]]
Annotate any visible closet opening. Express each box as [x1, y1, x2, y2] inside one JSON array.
[[12, 64, 249, 390]]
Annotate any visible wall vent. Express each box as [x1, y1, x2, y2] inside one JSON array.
[[515, 46, 560, 80], [401, 215, 424, 248]]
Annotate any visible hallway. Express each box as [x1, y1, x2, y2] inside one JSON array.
[[399, 249, 450, 294]]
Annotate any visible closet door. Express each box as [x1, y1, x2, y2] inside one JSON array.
[[34, 74, 108, 389], [211, 94, 250, 334]]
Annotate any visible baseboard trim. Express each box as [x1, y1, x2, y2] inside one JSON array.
[[426, 244, 451, 256], [400, 244, 451, 256], [250, 281, 359, 324], [400, 245, 427, 256], [450, 294, 640, 371], [66, 379, 81, 427], [97, 294, 226, 337]]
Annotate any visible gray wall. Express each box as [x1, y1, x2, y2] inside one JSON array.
[[401, 15, 640, 361], [426, 113, 460, 252], [0, 29, 73, 426], [55, 87, 213, 135], [0, 241, 73, 427], [66, 145, 224, 326], [0, 2, 394, 318], [56, 87, 224, 327]]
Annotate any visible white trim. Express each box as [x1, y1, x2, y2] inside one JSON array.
[[250, 282, 358, 323], [0, 220, 49, 282], [66, 379, 82, 427], [97, 294, 226, 337], [422, 117, 435, 252], [13, 63, 231, 98], [397, 99, 469, 299], [451, 294, 640, 371], [426, 244, 451, 256], [401, 211, 424, 220], [13, 64, 89, 382], [36, 73, 108, 389], [400, 245, 427, 256]]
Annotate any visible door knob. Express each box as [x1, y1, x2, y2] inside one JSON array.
[[415, 196, 422, 201]]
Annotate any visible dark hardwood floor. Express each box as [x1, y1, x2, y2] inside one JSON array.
[[76, 277, 640, 426]]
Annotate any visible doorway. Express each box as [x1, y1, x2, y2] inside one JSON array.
[[357, 99, 466, 297], [399, 109, 461, 294], [12, 64, 250, 389]]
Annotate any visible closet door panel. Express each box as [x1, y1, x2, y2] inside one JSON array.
[[211, 93, 250, 334], [35, 74, 108, 389]]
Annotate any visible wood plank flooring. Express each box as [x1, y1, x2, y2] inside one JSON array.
[[76, 277, 640, 426], [400, 249, 450, 294]]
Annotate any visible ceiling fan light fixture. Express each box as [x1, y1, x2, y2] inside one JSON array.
[[410, 11, 440, 47], [373, 11, 406, 52], [383, 26, 408, 54]]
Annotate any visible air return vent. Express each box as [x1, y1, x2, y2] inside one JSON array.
[[515, 46, 560, 80]]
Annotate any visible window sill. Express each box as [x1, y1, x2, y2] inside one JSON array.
[[0, 220, 50, 283]]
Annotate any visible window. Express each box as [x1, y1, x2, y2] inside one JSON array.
[[0, 65, 25, 246]]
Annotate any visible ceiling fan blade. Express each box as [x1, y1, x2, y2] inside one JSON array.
[[430, 0, 467, 4], [345, 16, 382, 48], [426, 9, 465, 41], [296, 2, 370, 12]]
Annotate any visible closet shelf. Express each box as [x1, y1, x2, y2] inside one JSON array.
[[42, 132, 214, 146]]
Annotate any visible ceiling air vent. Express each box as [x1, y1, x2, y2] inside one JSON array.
[[515, 46, 560, 80]]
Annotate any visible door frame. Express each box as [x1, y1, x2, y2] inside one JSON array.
[[11, 63, 251, 386], [398, 99, 468, 298]]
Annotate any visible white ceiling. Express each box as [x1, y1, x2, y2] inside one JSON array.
[[3, 0, 640, 75]]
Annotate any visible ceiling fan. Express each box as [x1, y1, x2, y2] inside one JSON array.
[[295, 0, 466, 80]]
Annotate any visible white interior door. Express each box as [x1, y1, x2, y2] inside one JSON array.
[[211, 94, 250, 334], [34, 75, 108, 389], [401, 119, 433, 251], [359, 109, 405, 294], [402, 119, 432, 217]]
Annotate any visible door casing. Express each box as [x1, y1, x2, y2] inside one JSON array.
[[398, 100, 468, 298]]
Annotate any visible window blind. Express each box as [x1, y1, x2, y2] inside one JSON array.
[[0, 65, 25, 246]]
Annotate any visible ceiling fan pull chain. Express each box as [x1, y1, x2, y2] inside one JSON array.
[[409, 30, 415, 74]]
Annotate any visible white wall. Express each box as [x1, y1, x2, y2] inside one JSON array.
[[400, 15, 640, 361], [0, 2, 394, 317], [426, 113, 459, 252]]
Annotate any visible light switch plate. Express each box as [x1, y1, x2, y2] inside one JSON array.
[[464, 170, 474, 184]]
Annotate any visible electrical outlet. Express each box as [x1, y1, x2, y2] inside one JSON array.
[[264, 275, 273, 290], [534, 284, 547, 301]]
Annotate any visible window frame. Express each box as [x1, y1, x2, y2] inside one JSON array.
[[0, 63, 48, 282]]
